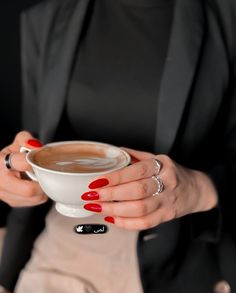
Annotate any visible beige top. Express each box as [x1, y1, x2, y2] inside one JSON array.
[[15, 206, 143, 293]]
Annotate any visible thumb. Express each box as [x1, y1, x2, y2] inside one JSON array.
[[121, 147, 155, 163]]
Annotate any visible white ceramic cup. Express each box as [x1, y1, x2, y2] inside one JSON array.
[[21, 141, 130, 218]]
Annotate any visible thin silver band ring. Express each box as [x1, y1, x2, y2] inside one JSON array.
[[152, 175, 164, 196], [153, 158, 162, 176], [4, 153, 15, 171]]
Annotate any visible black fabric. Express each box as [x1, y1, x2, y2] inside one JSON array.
[[66, 0, 174, 152], [0, 202, 10, 228]]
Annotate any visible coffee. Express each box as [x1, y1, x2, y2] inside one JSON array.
[[30, 142, 128, 173], [24, 141, 130, 217]]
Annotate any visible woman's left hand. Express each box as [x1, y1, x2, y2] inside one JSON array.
[[82, 148, 218, 230]]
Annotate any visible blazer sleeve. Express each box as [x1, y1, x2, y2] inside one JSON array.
[[190, 64, 236, 243], [189, 0, 236, 243], [0, 4, 50, 291]]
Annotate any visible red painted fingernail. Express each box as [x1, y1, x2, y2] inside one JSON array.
[[104, 216, 115, 224], [84, 203, 102, 213], [27, 139, 43, 147], [81, 191, 99, 201], [88, 178, 109, 189]]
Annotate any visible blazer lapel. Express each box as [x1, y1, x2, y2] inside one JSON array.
[[155, 0, 204, 154], [38, 0, 91, 142]]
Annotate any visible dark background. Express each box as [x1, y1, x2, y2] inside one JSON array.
[[0, 0, 41, 226], [0, 1, 41, 148]]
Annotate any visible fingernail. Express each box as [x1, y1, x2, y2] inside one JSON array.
[[27, 139, 43, 147], [81, 191, 99, 201], [104, 216, 115, 224], [88, 178, 109, 189], [84, 203, 102, 213]]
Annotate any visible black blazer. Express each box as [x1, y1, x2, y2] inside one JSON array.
[[1, 0, 236, 292]]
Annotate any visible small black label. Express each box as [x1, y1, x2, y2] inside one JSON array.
[[74, 224, 108, 234]]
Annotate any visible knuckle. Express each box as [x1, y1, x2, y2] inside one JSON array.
[[107, 188, 116, 201], [137, 163, 148, 178], [161, 158, 179, 190], [136, 181, 148, 196], [140, 217, 151, 230], [118, 219, 131, 230], [16, 130, 31, 139], [169, 191, 178, 205], [22, 182, 38, 197], [113, 171, 122, 185], [157, 154, 169, 164], [30, 195, 44, 204], [136, 200, 148, 216], [167, 159, 176, 173], [170, 174, 178, 190], [100, 185, 118, 201], [159, 155, 175, 171]]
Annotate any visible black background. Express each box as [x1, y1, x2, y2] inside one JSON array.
[[0, 0, 42, 230], [0, 1, 41, 148]]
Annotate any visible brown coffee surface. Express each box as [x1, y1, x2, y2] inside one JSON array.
[[31, 143, 128, 173]]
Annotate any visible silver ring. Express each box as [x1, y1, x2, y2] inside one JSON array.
[[152, 175, 164, 196], [4, 153, 15, 170], [153, 158, 162, 175]]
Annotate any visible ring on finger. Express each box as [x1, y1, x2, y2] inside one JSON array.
[[4, 153, 16, 171], [152, 175, 164, 196], [153, 158, 162, 175]]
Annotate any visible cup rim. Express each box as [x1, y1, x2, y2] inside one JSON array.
[[26, 140, 131, 176]]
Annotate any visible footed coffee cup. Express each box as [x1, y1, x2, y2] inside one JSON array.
[[21, 141, 130, 218]]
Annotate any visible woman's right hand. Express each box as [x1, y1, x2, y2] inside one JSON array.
[[0, 131, 48, 207]]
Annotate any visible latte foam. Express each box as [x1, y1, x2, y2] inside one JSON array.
[[30, 142, 129, 173]]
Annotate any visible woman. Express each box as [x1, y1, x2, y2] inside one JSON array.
[[0, 0, 235, 292]]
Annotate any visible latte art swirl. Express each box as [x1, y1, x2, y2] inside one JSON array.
[[56, 157, 118, 171], [30, 142, 129, 173]]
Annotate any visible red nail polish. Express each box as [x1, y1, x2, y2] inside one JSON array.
[[27, 139, 43, 147], [84, 203, 102, 213], [81, 191, 99, 201], [88, 178, 109, 189], [104, 216, 115, 224]]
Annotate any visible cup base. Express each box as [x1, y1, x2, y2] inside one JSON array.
[[55, 203, 93, 218]]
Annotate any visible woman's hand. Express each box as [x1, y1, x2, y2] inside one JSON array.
[[0, 131, 48, 207], [82, 148, 218, 230]]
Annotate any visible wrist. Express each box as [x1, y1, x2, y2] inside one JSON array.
[[193, 170, 218, 212]]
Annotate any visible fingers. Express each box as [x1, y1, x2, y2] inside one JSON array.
[[0, 173, 48, 207], [0, 131, 47, 207], [84, 177, 159, 202], [101, 194, 176, 230], [0, 152, 31, 172], [1, 130, 43, 173], [0, 190, 48, 207], [13, 130, 34, 146], [1, 131, 33, 153], [0, 169, 48, 207], [2, 131, 42, 154], [89, 158, 162, 189], [110, 207, 171, 231], [83, 154, 181, 230], [97, 196, 161, 218], [0, 173, 44, 197], [1, 130, 43, 172], [121, 147, 155, 161]]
